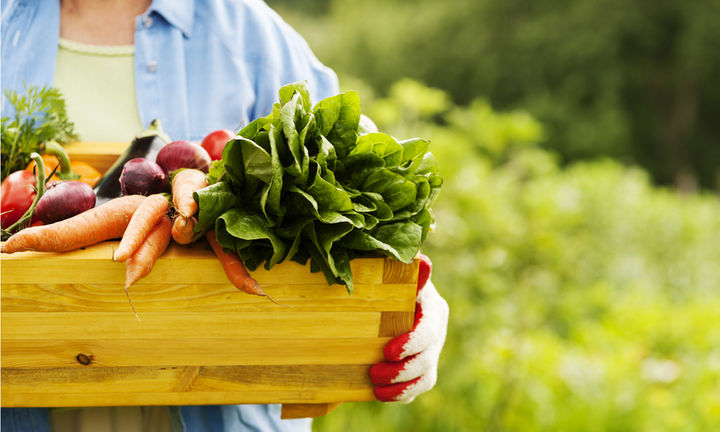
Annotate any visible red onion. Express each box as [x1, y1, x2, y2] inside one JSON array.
[[155, 140, 212, 174], [35, 181, 96, 224], [119, 158, 169, 196]]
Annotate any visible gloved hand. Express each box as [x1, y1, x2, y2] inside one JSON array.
[[369, 254, 449, 403]]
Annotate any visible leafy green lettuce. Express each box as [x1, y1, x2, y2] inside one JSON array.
[[195, 81, 442, 293]]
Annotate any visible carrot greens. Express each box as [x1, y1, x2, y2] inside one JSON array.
[[1, 85, 78, 181]]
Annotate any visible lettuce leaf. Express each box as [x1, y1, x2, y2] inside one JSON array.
[[195, 81, 441, 293]]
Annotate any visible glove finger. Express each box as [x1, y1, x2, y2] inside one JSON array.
[[384, 282, 449, 361], [373, 377, 422, 403], [374, 368, 438, 403], [369, 357, 413, 386], [370, 349, 434, 386]]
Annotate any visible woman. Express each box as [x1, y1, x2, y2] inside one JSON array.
[[1, 1, 449, 430]]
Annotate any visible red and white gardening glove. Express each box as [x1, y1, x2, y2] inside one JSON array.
[[369, 254, 449, 403]]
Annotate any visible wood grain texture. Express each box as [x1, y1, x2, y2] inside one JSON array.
[[1, 312, 383, 339], [1, 283, 415, 313], [1, 365, 374, 406], [1, 338, 392, 368], [1, 199, 419, 417], [2, 390, 375, 408], [383, 257, 419, 284], [378, 311, 415, 338]]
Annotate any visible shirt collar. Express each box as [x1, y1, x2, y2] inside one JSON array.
[[148, 0, 195, 37]]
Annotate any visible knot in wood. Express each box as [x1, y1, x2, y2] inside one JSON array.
[[76, 353, 92, 366]]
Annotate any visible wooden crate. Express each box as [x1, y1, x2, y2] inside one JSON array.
[[0, 142, 418, 418]]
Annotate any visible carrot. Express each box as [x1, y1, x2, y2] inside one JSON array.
[[206, 230, 275, 302], [0, 195, 145, 254], [113, 193, 169, 262], [125, 214, 173, 288], [171, 214, 198, 245], [171, 169, 207, 218], [124, 214, 172, 319]]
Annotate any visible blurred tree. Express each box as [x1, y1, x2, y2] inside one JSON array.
[[310, 77, 720, 432], [268, 0, 720, 189]]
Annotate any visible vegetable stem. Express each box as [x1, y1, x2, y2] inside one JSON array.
[[42, 141, 79, 180], [137, 119, 171, 142], [2, 153, 47, 235]]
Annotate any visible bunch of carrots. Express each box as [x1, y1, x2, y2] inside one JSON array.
[[1, 168, 271, 316]]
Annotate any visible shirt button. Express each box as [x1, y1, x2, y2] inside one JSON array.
[[147, 62, 158, 73], [143, 15, 153, 28]]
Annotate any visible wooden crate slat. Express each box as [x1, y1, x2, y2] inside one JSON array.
[[2, 364, 371, 395], [1, 283, 415, 313], [1, 390, 374, 408], [1, 337, 391, 368], [1, 243, 385, 285], [1, 311, 383, 340]]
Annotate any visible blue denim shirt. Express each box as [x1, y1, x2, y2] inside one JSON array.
[[1, 0, 338, 431], [1, 0, 339, 141]]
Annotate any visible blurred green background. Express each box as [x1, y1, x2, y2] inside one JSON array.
[[266, 1, 720, 430]]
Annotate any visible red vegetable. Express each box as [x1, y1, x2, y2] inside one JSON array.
[[201, 129, 234, 161], [155, 140, 212, 175], [35, 181, 96, 224], [119, 158, 168, 196], [1, 170, 37, 229]]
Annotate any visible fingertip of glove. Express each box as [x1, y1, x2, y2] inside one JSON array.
[[373, 386, 400, 403], [373, 377, 421, 403], [369, 361, 401, 385]]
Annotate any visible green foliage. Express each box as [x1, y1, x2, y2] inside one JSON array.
[[1, 85, 78, 180], [269, 0, 720, 188], [312, 80, 720, 431], [195, 82, 441, 292]]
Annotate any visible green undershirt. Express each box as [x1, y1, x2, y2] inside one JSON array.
[[54, 37, 143, 142]]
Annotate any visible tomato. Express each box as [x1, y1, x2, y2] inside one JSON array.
[[1, 170, 37, 229], [201, 129, 235, 161]]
